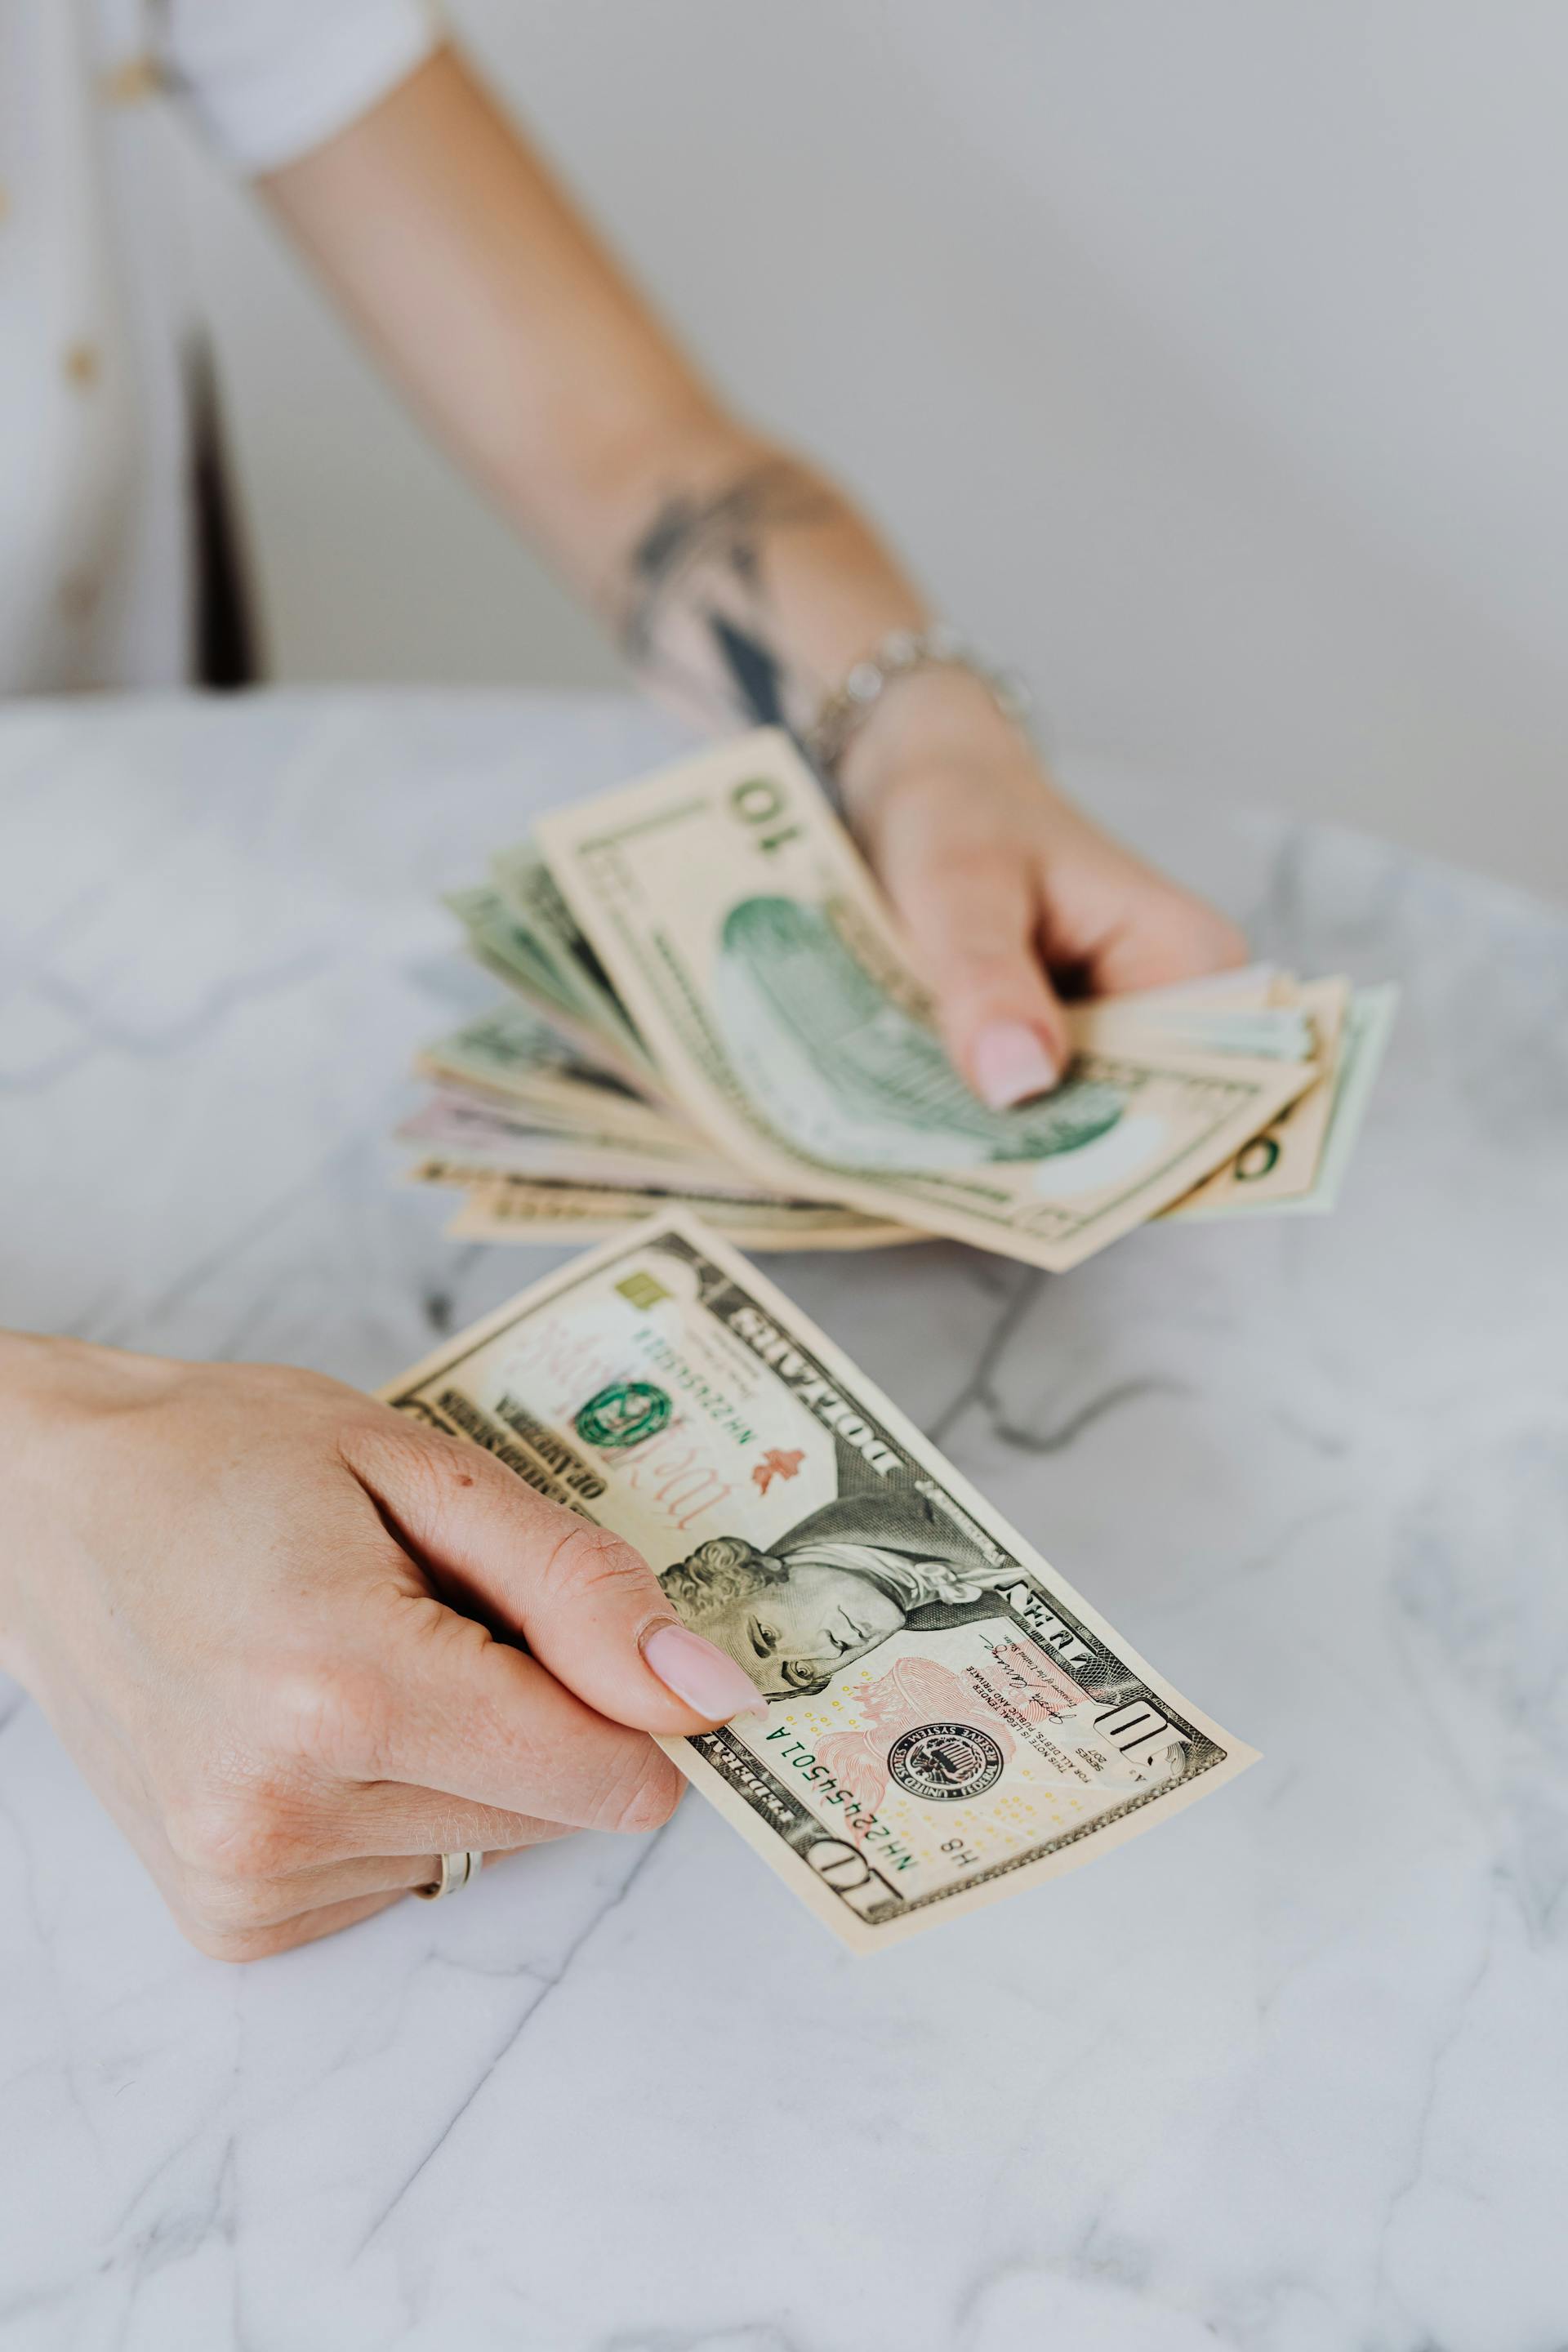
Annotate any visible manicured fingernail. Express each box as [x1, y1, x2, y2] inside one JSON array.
[[972, 1021, 1061, 1109], [644, 1623, 768, 1722]]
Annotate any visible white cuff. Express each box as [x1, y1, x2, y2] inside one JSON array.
[[162, 0, 443, 176]]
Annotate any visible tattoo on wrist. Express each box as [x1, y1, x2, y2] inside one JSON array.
[[616, 460, 834, 737]]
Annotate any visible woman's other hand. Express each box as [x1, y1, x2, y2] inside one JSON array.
[[0, 1335, 760, 1959], [843, 669, 1249, 1109]]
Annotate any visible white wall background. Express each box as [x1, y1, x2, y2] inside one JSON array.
[[179, 0, 1567, 900]]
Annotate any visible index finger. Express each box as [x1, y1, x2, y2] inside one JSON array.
[[345, 1417, 765, 1734]]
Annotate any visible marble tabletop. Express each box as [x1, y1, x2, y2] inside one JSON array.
[[2, 688, 1565, 2352]]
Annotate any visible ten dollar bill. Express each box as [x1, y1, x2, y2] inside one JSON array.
[[382, 1213, 1256, 1950]]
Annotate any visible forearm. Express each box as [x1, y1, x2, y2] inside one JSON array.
[[0, 1330, 83, 1684], [256, 42, 1252, 1116], [261, 48, 958, 757], [0, 1330, 160, 1683]]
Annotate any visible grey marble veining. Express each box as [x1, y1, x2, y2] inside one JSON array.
[[2, 688, 1566, 2352]]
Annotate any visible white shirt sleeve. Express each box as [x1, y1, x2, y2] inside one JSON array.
[[158, 0, 443, 175]]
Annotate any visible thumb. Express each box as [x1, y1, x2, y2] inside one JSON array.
[[886, 838, 1071, 1107], [350, 1419, 766, 1735]]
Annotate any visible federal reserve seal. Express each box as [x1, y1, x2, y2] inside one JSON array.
[[887, 1722, 1005, 1803], [574, 1380, 672, 1450]]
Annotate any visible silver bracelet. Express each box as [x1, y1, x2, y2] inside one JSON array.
[[802, 624, 1032, 777]]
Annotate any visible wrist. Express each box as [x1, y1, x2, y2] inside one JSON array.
[[0, 1334, 167, 1674], [0, 1332, 65, 1674], [836, 663, 1045, 822]]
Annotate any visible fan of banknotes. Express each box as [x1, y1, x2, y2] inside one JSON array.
[[399, 731, 1396, 1269]]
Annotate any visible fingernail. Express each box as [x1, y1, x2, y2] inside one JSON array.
[[972, 1021, 1061, 1109], [644, 1623, 768, 1722]]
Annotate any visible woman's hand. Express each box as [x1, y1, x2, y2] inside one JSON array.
[[0, 1334, 760, 1960], [842, 669, 1249, 1108]]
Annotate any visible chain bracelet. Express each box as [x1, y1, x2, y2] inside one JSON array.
[[801, 624, 1032, 778]]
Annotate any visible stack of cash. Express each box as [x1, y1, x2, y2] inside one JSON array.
[[400, 731, 1396, 1268]]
